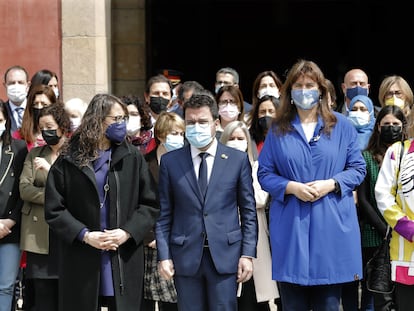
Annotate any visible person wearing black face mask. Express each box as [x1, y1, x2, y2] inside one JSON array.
[[149, 96, 169, 115], [19, 104, 70, 311], [143, 74, 173, 155], [248, 95, 279, 156], [357, 105, 407, 311], [12, 84, 57, 152], [144, 74, 173, 123]]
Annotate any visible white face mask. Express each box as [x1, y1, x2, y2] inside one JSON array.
[[0, 123, 5, 137], [70, 117, 81, 132], [126, 116, 141, 136], [7, 84, 27, 103], [53, 87, 59, 99], [347, 111, 370, 128], [226, 139, 247, 152], [219, 104, 239, 122], [258, 87, 279, 99]]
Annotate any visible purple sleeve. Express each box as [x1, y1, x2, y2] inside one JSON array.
[[77, 228, 89, 242], [394, 216, 414, 241]]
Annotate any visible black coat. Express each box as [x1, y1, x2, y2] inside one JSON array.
[[45, 140, 159, 311], [0, 139, 27, 244]]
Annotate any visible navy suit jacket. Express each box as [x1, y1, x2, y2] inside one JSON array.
[[5, 100, 21, 134], [156, 142, 257, 276]]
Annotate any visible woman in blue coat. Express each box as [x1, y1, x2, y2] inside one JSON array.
[[258, 60, 366, 310]]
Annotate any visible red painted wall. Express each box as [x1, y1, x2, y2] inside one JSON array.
[[0, 0, 62, 100]]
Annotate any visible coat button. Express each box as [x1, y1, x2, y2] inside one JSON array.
[[11, 172, 14, 177], [9, 192, 12, 196], [33, 216, 38, 222]]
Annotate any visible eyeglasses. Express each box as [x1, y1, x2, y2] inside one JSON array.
[[218, 99, 237, 107], [106, 115, 128, 123], [385, 90, 403, 99], [185, 120, 212, 128]]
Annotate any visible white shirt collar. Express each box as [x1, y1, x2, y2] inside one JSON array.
[[9, 99, 27, 111], [190, 137, 218, 159]]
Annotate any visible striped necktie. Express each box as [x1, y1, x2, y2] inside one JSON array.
[[16, 107, 24, 127]]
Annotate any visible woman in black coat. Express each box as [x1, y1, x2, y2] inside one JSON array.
[[45, 94, 159, 311], [0, 100, 27, 311]]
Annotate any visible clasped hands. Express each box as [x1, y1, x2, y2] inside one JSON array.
[[290, 179, 335, 202], [83, 228, 130, 251]]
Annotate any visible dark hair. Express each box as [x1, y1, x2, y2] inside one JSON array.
[[67, 94, 127, 166], [183, 90, 218, 120], [249, 95, 279, 143], [0, 100, 12, 145], [145, 74, 173, 96], [365, 105, 407, 164], [251, 70, 283, 109], [177, 80, 204, 102], [30, 69, 58, 87], [215, 85, 245, 121], [38, 103, 71, 135], [276, 59, 336, 135], [119, 95, 152, 131], [20, 85, 57, 143]]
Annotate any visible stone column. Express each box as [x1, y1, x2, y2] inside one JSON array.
[[61, 0, 112, 103]]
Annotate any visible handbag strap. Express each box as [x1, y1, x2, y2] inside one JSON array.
[[397, 141, 404, 176], [385, 142, 405, 241]]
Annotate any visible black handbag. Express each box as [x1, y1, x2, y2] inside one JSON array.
[[365, 142, 405, 294], [365, 227, 394, 294]]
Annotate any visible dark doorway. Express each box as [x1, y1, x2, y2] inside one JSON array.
[[146, 0, 413, 108]]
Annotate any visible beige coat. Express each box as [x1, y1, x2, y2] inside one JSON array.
[[250, 161, 279, 302], [19, 145, 53, 254]]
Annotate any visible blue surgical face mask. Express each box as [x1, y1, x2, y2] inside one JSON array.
[[164, 134, 184, 152], [291, 89, 320, 110], [346, 86, 368, 100], [105, 121, 127, 144], [185, 123, 213, 149]]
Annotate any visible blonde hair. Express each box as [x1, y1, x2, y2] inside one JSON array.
[[154, 111, 185, 144], [219, 121, 254, 164]]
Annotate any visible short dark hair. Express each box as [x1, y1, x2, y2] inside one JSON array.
[[183, 90, 218, 120]]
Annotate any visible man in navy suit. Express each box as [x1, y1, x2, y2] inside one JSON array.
[[3, 65, 30, 134], [156, 91, 257, 310]]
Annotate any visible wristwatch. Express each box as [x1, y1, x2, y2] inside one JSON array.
[[333, 179, 341, 194]]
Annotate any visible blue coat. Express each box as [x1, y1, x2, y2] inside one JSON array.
[[156, 142, 257, 276], [258, 112, 366, 285]]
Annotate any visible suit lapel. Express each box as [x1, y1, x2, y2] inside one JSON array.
[[179, 146, 204, 204], [0, 145, 12, 186]]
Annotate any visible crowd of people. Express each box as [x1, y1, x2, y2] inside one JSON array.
[[0, 61, 413, 311]]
